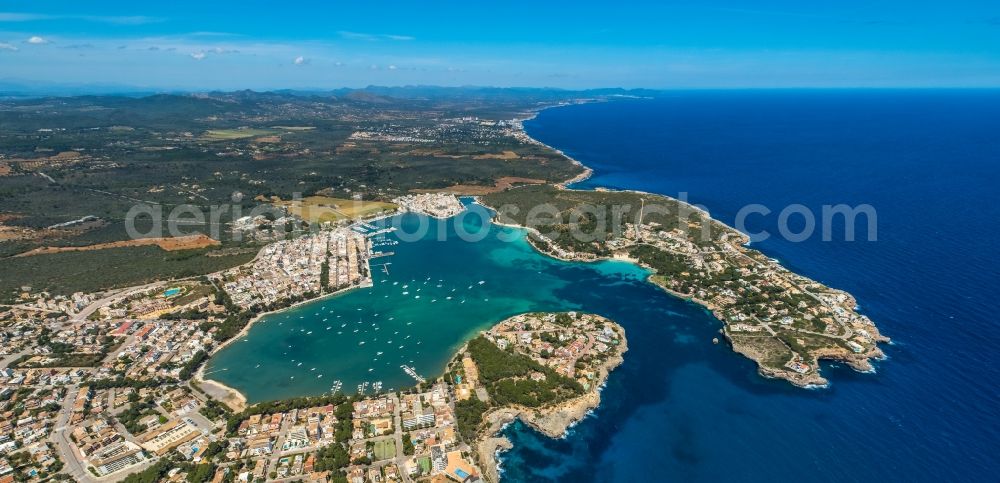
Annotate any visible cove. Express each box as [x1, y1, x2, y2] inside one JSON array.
[[204, 202, 689, 404]]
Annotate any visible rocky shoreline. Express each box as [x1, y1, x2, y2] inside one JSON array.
[[472, 329, 628, 483], [491, 204, 889, 389]]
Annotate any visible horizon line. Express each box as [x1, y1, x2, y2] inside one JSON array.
[[3, 84, 1000, 98]]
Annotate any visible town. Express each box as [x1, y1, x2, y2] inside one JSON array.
[[0, 298, 492, 483], [1, 278, 632, 483], [392, 195, 465, 220], [0, 209, 493, 483], [215, 227, 374, 311]]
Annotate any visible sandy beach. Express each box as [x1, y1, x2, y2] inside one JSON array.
[[194, 367, 248, 412]]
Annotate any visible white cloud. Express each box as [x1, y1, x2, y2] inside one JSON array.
[[387, 64, 398, 70], [0, 13, 44, 21], [0, 12, 162, 25], [0, 42, 17, 51], [186, 48, 236, 60], [26, 35, 49, 44], [339, 31, 414, 41], [294, 55, 307, 65], [79, 15, 161, 25]]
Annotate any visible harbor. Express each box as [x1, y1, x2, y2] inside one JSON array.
[[204, 207, 650, 403]]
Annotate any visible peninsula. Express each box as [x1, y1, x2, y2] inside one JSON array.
[[481, 184, 888, 387], [447, 312, 627, 483]]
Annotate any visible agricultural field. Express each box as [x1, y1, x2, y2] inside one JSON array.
[[200, 127, 279, 141], [14, 233, 220, 257], [272, 195, 397, 223], [271, 125, 316, 131]]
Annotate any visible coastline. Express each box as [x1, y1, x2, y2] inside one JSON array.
[[482, 189, 887, 389], [470, 320, 628, 483], [493, 101, 889, 388], [517, 105, 594, 189], [199, 189, 582, 410], [195, 99, 884, 482], [194, 367, 247, 412], [201, 257, 378, 408], [193, 100, 888, 483]]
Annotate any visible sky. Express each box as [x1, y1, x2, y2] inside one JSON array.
[[1, 0, 999, 91]]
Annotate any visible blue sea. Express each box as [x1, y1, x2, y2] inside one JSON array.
[[497, 91, 1000, 482]]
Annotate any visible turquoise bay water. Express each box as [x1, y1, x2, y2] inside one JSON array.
[[206, 203, 654, 403]]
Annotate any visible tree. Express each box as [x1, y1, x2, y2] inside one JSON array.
[[313, 442, 350, 472], [402, 433, 415, 456], [122, 460, 172, 483], [186, 463, 216, 483], [455, 397, 489, 442]]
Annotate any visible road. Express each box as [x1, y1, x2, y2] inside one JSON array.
[[50, 385, 93, 483], [0, 349, 29, 368], [49, 384, 164, 483], [70, 283, 162, 323], [389, 392, 414, 483]]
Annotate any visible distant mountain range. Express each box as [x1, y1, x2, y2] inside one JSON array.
[[0, 78, 659, 100]]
